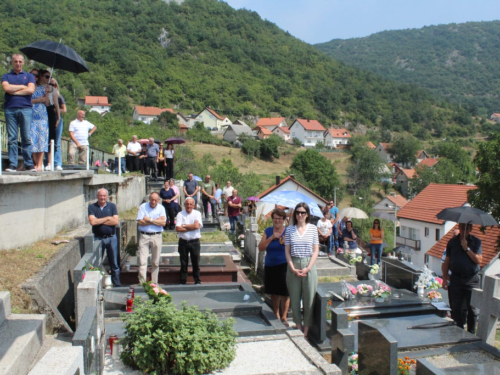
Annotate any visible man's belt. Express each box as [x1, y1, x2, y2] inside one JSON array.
[[179, 238, 200, 243], [95, 234, 115, 239], [141, 231, 162, 235]]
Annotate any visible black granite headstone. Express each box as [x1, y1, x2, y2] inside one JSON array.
[[358, 321, 398, 375]]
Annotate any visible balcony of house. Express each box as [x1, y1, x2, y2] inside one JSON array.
[[396, 236, 421, 250]]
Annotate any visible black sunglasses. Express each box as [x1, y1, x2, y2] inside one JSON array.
[[296, 211, 307, 215]]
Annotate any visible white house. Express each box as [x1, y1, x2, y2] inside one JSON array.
[[192, 107, 232, 131], [289, 119, 326, 147], [133, 106, 174, 124], [396, 183, 476, 269], [78, 96, 111, 114], [223, 124, 254, 143], [373, 194, 408, 213], [324, 128, 351, 148], [272, 126, 291, 143], [375, 142, 393, 163], [255, 117, 287, 129], [256, 175, 328, 218], [394, 168, 416, 198], [491, 113, 500, 122], [427, 224, 500, 283]]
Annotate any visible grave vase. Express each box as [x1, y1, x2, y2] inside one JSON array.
[[375, 297, 385, 303], [417, 285, 424, 297], [103, 275, 113, 289]]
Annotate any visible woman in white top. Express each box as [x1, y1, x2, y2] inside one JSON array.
[[285, 202, 319, 339], [165, 143, 175, 180]]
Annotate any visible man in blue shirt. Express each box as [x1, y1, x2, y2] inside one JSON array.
[[1, 54, 36, 172], [146, 138, 160, 180], [88, 188, 121, 287], [328, 201, 339, 253]]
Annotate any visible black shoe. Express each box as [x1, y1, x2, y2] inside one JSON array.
[[195, 281, 201, 285], [179, 281, 186, 285]]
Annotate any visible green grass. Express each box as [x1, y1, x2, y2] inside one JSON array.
[[162, 231, 230, 243]]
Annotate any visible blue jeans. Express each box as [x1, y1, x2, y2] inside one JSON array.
[[370, 243, 383, 265], [54, 118, 63, 167], [97, 235, 121, 287], [114, 157, 126, 174], [5, 107, 34, 168], [229, 215, 238, 234]]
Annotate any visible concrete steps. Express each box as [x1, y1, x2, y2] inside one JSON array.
[[0, 292, 46, 375]]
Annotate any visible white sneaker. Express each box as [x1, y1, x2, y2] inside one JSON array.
[[5, 167, 17, 172], [45, 165, 52, 171], [55, 166, 63, 171]]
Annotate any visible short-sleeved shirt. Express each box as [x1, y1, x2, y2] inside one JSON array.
[[227, 195, 242, 217], [214, 188, 222, 201], [112, 144, 127, 157], [88, 202, 118, 237], [446, 234, 482, 278], [171, 185, 180, 204], [69, 119, 95, 146], [176, 209, 203, 241], [2, 70, 36, 108], [317, 219, 333, 236], [369, 228, 383, 244], [222, 186, 234, 201], [137, 202, 166, 233], [342, 228, 358, 250], [146, 143, 159, 157], [127, 141, 141, 155], [165, 149, 175, 159], [285, 224, 319, 258], [329, 206, 339, 223], [160, 188, 177, 208], [184, 179, 199, 195], [58, 94, 66, 108], [264, 227, 287, 266], [201, 180, 216, 197]]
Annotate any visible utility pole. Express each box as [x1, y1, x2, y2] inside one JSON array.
[[334, 187, 337, 207]]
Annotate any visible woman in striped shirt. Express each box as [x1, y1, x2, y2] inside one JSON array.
[[285, 202, 319, 338]]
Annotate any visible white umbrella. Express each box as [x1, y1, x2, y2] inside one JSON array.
[[339, 207, 368, 219]]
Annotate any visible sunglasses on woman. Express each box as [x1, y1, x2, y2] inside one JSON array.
[[296, 211, 307, 215]]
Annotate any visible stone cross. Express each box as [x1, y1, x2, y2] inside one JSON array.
[[471, 274, 500, 345]]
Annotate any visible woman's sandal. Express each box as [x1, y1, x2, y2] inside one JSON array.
[[281, 319, 290, 328]]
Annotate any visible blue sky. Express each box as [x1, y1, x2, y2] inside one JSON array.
[[224, 0, 500, 44]]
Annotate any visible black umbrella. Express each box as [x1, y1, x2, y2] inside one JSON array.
[[436, 206, 498, 226], [165, 137, 185, 145], [20, 40, 89, 74]]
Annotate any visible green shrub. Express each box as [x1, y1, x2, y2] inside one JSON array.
[[120, 298, 237, 375]]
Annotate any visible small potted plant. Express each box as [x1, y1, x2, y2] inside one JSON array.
[[238, 234, 245, 248], [356, 284, 373, 297], [372, 289, 386, 303], [427, 290, 442, 302]]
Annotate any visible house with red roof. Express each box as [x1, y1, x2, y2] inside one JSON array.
[[288, 119, 326, 147], [427, 224, 500, 280], [415, 150, 429, 164], [272, 126, 291, 143], [394, 168, 416, 197], [256, 175, 328, 218], [324, 128, 351, 148], [418, 157, 439, 169], [373, 193, 408, 213], [193, 107, 232, 130], [375, 142, 393, 163], [396, 183, 476, 269], [79, 96, 111, 115], [256, 126, 272, 140], [133, 106, 174, 124], [366, 141, 376, 149], [255, 117, 287, 129], [490, 113, 500, 122]]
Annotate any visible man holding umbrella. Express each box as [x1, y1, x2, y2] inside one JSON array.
[[2, 54, 37, 172], [442, 222, 482, 333]]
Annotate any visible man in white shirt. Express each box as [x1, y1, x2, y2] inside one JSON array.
[[176, 197, 203, 284], [68, 110, 96, 165], [112, 139, 127, 174], [126, 135, 142, 172], [222, 180, 234, 216], [136, 192, 166, 284]]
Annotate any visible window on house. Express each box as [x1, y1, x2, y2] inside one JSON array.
[[292, 132, 295, 137], [424, 254, 429, 264], [425, 227, 429, 237], [408, 227, 418, 240], [436, 229, 441, 241]]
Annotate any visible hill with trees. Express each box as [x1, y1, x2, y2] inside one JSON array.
[[0, 0, 474, 144], [315, 21, 500, 117]]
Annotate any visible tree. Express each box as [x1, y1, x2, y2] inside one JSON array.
[[290, 149, 340, 199], [155, 111, 179, 131], [259, 135, 281, 160], [347, 146, 388, 196], [241, 138, 260, 159], [389, 135, 421, 167], [467, 134, 500, 249]]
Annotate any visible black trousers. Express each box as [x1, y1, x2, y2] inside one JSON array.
[[202, 198, 216, 219], [166, 158, 174, 180], [127, 155, 139, 171], [178, 238, 201, 284], [157, 160, 166, 178], [449, 274, 480, 333], [147, 157, 157, 178], [164, 205, 176, 229]]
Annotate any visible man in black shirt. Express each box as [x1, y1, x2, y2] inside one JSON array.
[[88, 188, 121, 287], [442, 222, 482, 333]]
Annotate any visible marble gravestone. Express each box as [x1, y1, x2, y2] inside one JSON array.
[[358, 321, 398, 375], [472, 274, 500, 346]]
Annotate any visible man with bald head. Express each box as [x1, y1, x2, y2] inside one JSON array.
[[88, 188, 121, 287], [2, 53, 36, 172], [146, 137, 160, 180], [176, 197, 203, 284], [112, 138, 127, 174], [68, 110, 96, 165]]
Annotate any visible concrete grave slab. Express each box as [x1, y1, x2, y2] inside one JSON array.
[[28, 346, 84, 375]]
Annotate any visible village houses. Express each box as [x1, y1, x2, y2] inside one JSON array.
[[77, 96, 111, 115], [272, 126, 291, 143], [288, 118, 326, 147], [133, 106, 174, 124], [255, 117, 287, 129], [323, 128, 351, 148]]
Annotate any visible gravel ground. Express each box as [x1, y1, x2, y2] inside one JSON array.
[[426, 349, 499, 368], [104, 338, 317, 375]]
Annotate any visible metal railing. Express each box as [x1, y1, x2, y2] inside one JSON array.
[[396, 236, 421, 250]]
